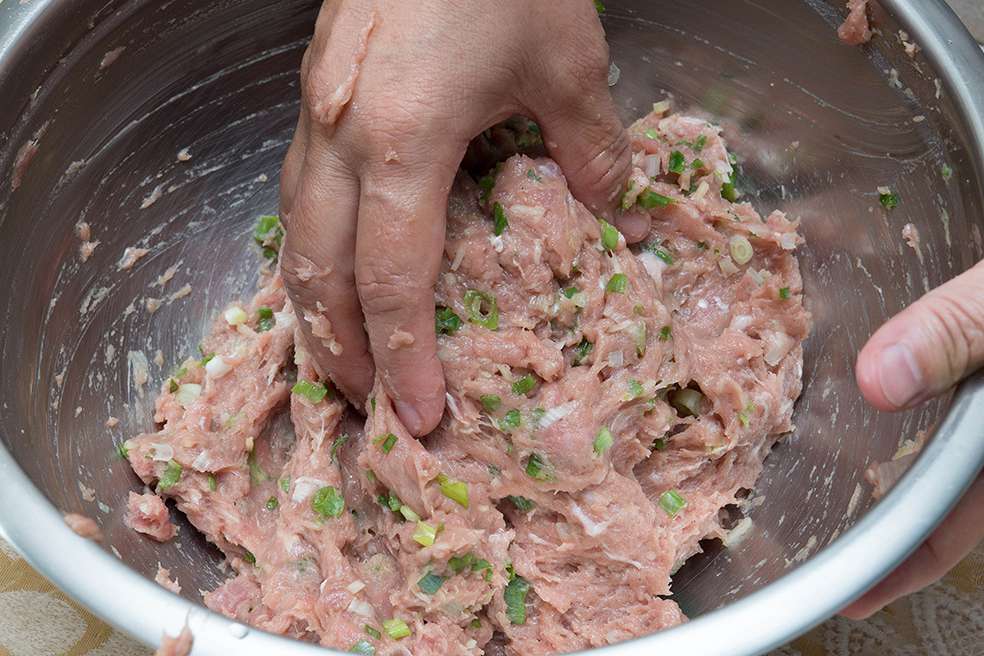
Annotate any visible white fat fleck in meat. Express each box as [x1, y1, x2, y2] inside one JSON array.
[[191, 451, 212, 471], [149, 443, 175, 461], [205, 356, 233, 379], [346, 598, 374, 618], [568, 502, 612, 537], [291, 476, 327, 503], [346, 580, 366, 594], [490, 235, 505, 253]]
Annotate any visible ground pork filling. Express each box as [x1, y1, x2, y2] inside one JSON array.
[[125, 109, 809, 655]]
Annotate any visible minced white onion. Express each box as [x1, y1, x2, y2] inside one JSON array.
[[346, 580, 366, 594], [291, 476, 327, 503], [779, 232, 798, 250], [346, 599, 374, 617], [607, 350, 624, 368], [274, 310, 296, 330], [569, 502, 611, 537], [692, 180, 709, 201], [638, 251, 667, 282], [205, 356, 233, 379], [224, 306, 248, 326], [175, 383, 201, 407], [718, 256, 739, 275], [652, 99, 671, 114], [191, 451, 211, 471], [877, 185, 892, 195], [149, 443, 174, 461], [538, 402, 578, 429], [644, 155, 660, 178], [570, 291, 588, 309]]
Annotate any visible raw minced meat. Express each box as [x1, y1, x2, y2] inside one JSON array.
[[125, 109, 809, 655]]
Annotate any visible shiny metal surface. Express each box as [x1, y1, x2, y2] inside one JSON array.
[[0, 0, 982, 654]]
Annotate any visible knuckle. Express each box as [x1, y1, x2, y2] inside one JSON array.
[[356, 262, 432, 319]]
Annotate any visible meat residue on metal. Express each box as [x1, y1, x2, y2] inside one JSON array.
[[64, 513, 102, 541], [121, 110, 810, 655], [312, 11, 377, 126], [838, 0, 873, 46], [154, 625, 193, 656]]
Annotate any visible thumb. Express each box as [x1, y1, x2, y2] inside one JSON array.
[[856, 260, 984, 411], [529, 81, 631, 214]]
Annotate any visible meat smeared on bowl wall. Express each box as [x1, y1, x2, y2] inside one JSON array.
[[0, 1, 983, 655]]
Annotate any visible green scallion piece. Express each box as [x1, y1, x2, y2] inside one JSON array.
[[279, 477, 290, 493], [659, 489, 687, 517], [157, 460, 182, 492], [207, 473, 217, 491], [779, 287, 791, 300], [644, 128, 659, 140], [659, 326, 672, 341], [265, 496, 279, 511], [292, 379, 328, 404], [879, 189, 900, 210], [499, 409, 521, 431], [480, 394, 501, 412], [435, 307, 462, 335], [628, 379, 645, 399], [463, 289, 499, 330], [594, 0, 605, 13], [350, 638, 375, 655], [648, 244, 674, 265], [512, 374, 536, 396], [941, 164, 953, 181], [668, 151, 686, 174], [256, 307, 275, 332], [247, 450, 268, 485], [562, 286, 579, 299], [436, 474, 469, 508], [599, 219, 621, 251], [638, 190, 674, 209], [593, 427, 614, 455], [382, 618, 411, 640], [572, 338, 593, 366], [330, 433, 349, 463], [417, 572, 446, 595], [691, 159, 705, 170], [253, 214, 284, 261], [721, 181, 739, 202], [116, 441, 130, 459], [508, 495, 535, 512], [374, 433, 398, 454], [412, 521, 438, 547], [524, 453, 553, 481], [606, 273, 628, 294], [243, 550, 256, 565], [527, 168, 542, 183], [312, 486, 344, 518], [364, 625, 382, 639], [694, 135, 707, 151], [653, 437, 667, 451], [399, 505, 420, 522], [504, 574, 531, 624], [493, 202, 509, 236], [478, 173, 496, 203]]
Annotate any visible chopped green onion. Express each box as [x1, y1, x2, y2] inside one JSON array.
[[435, 307, 462, 335], [247, 450, 268, 484], [243, 550, 256, 565], [168, 378, 179, 393], [593, 427, 614, 455], [279, 477, 290, 493], [399, 505, 420, 522], [330, 434, 349, 463], [207, 473, 217, 491], [253, 214, 284, 261], [572, 338, 593, 366], [382, 618, 411, 640], [729, 235, 754, 265], [493, 202, 509, 236], [370, 397, 376, 412], [364, 625, 382, 639], [562, 286, 579, 299], [941, 164, 953, 181], [512, 374, 536, 396], [256, 306, 275, 332], [116, 441, 130, 459], [653, 438, 667, 451], [526, 169, 542, 183], [480, 394, 501, 412], [670, 388, 704, 417], [648, 244, 674, 265], [470, 619, 482, 630], [606, 273, 628, 294], [659, 489, 687, 517], [721, 181, 739, 202], [265, 496, 279, 511], [659, 326, 672, 341], [530, 407, 546, 428], [224, 306, 248, 326], [504, 574, 531, 624], [779, 287, 791, 300], [448, 553, 474, 574], [691, 159, 705, 170], [349, 639, 375, 655], [312, 486, 344, 518], [199, 352, 214, 367], [436, 474, 469, 508], [599, 219, 621, 250], [374, 433, 398, 454], [594, 0, 605, 13], [508, 495, 535, 512], [879, 189, 900, 210], [175, 383, 201, 407], [694, 135, 707, 151], [524, 453, 553, 481], [478, 173, 496, 203], [380, 492, 402, 513], [638, 190, 674, 209], [417, 572, 445, 595], [499, 409, 521, 431], [463, 290, 499, 330], [412, 521, 438, 547], [292, 379, 328, 403], [157, 460, 182, 492], [668, 151, 686, 174], [633, 321, 647, 358], [628, 379, 645, 399], [738, 403, 756, 428]]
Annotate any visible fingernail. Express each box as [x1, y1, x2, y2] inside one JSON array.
[[394, 400, 423, 435], [879, 343, 924, 408]]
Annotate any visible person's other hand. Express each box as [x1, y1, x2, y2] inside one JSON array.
[[278, 0, 630, 435], [843, 259, 984, 619]]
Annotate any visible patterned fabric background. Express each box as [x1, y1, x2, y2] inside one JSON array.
[[1, 535, 982, 655]]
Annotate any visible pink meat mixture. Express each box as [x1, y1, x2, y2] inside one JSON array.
[[125, 110, 809, 655]]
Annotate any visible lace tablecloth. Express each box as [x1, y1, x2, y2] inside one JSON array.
[[1, 534, 981, 656]]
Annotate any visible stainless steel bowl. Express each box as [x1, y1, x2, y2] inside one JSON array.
[[1, 1, 983, 654]]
